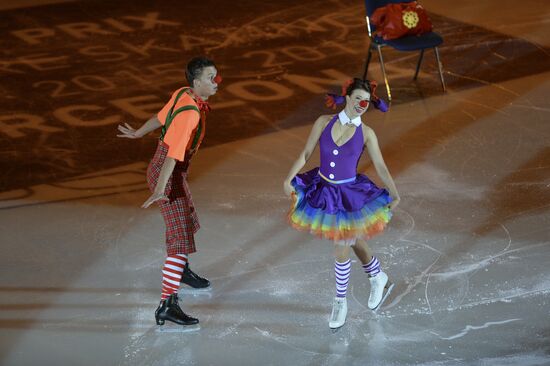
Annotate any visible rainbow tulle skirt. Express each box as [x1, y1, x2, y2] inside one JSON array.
[[288, 168, 393, 242]]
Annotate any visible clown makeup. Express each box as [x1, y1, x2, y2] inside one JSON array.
[[194, 66, 219, 100], [346, 89, 371, 117], [359, 99, 370, 108]]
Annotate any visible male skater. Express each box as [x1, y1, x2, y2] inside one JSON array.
[[117, 56, 221, 327]]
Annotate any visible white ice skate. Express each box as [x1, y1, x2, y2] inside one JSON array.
[[368, 271, 394, 311], [329, 297, 348, 329]]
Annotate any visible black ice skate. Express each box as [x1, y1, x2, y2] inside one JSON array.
[[155, 293, 199, 328], [180, 263, 211, 290]]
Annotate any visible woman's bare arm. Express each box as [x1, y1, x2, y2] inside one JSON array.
[[283, 115, 330, 196], [363, 125, 400, 208]]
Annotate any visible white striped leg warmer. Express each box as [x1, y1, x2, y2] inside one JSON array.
[[335, 259, 352, 298], [161, 254, 188, 300], [362, 256, 381, 277]]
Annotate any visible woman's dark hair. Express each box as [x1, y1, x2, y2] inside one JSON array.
[[325, 77, 388, 112], [186, 57, 216, 87], [345, 78, 372, 96]]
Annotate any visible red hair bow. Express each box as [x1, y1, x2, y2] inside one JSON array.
[[340, 79, 354, 96]]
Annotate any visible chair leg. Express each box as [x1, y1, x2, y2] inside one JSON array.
[[376, 45, 391, 102], [413, 49, 424, 80], [363, 46, 373, 80], [434, 47, 446, 92]]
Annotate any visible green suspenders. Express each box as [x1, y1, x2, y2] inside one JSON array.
[[159, 88, 202, 150]]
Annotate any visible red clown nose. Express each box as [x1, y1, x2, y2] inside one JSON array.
[[214, 75, 222, 84], [359, 100, 369, 108]]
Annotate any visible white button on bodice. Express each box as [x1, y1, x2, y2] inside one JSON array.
[[330, 162, 336, 167], [329, 174, 335, 179], [333, 149, 339, 155]]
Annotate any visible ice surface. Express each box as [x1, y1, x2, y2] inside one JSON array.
[[1, 0, 549, 365]]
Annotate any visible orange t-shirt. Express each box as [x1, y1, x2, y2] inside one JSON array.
[[157, 87, 200, 162]]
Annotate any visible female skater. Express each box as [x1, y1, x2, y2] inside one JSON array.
[[283, 78, 400, 329]]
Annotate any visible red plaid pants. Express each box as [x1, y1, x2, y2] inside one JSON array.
[[147, 141, 199, 255]]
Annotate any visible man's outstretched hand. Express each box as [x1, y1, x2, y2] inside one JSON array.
[[117, 123, 142, 139]]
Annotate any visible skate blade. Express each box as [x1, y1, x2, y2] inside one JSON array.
[[180, 284, 212, 292], [179, 286, 212, 296], [329, 319, 346, 332], [156, 324, 200, 333], [372, 282, 394, 312]]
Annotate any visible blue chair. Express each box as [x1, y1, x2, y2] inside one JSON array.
[[363, 0, 446, 101]]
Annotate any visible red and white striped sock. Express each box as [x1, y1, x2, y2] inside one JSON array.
[[160, 254, 188, 300]]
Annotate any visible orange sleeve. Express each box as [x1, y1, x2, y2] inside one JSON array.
[[163, 110, 200, 162], [157, 87, 185, 126]]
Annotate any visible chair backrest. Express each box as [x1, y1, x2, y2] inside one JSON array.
[[364, 0, 415, 17]]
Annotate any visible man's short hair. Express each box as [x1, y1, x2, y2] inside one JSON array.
[[186, 57, 216, 87]]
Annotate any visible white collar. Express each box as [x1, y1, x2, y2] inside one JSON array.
[[338, 110, 361, 127]]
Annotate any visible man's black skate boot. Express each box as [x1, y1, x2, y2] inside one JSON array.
[[180, 263, 210, 289], [155, 294, 199, 326]]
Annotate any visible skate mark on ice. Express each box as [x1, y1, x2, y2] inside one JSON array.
[[424, 254, 442, 315], [384, 253, 441, 310], [398, 238, 443, 255], [212, 317, 245, 339], [432, 318, 521, 340], [510, 103, 550, 113], [451, 284, 550, 310], [254, 327, 323, 356], [501, 202, 550, 221], [123, 326, 160, 364], [431, 222, 512, 279], [394, 208, 416, 241], [446, 72, 520, 97]]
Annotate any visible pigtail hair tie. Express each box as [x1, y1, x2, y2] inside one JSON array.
[[367, 80, 389, 112], [325, 93, 345, 110]]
